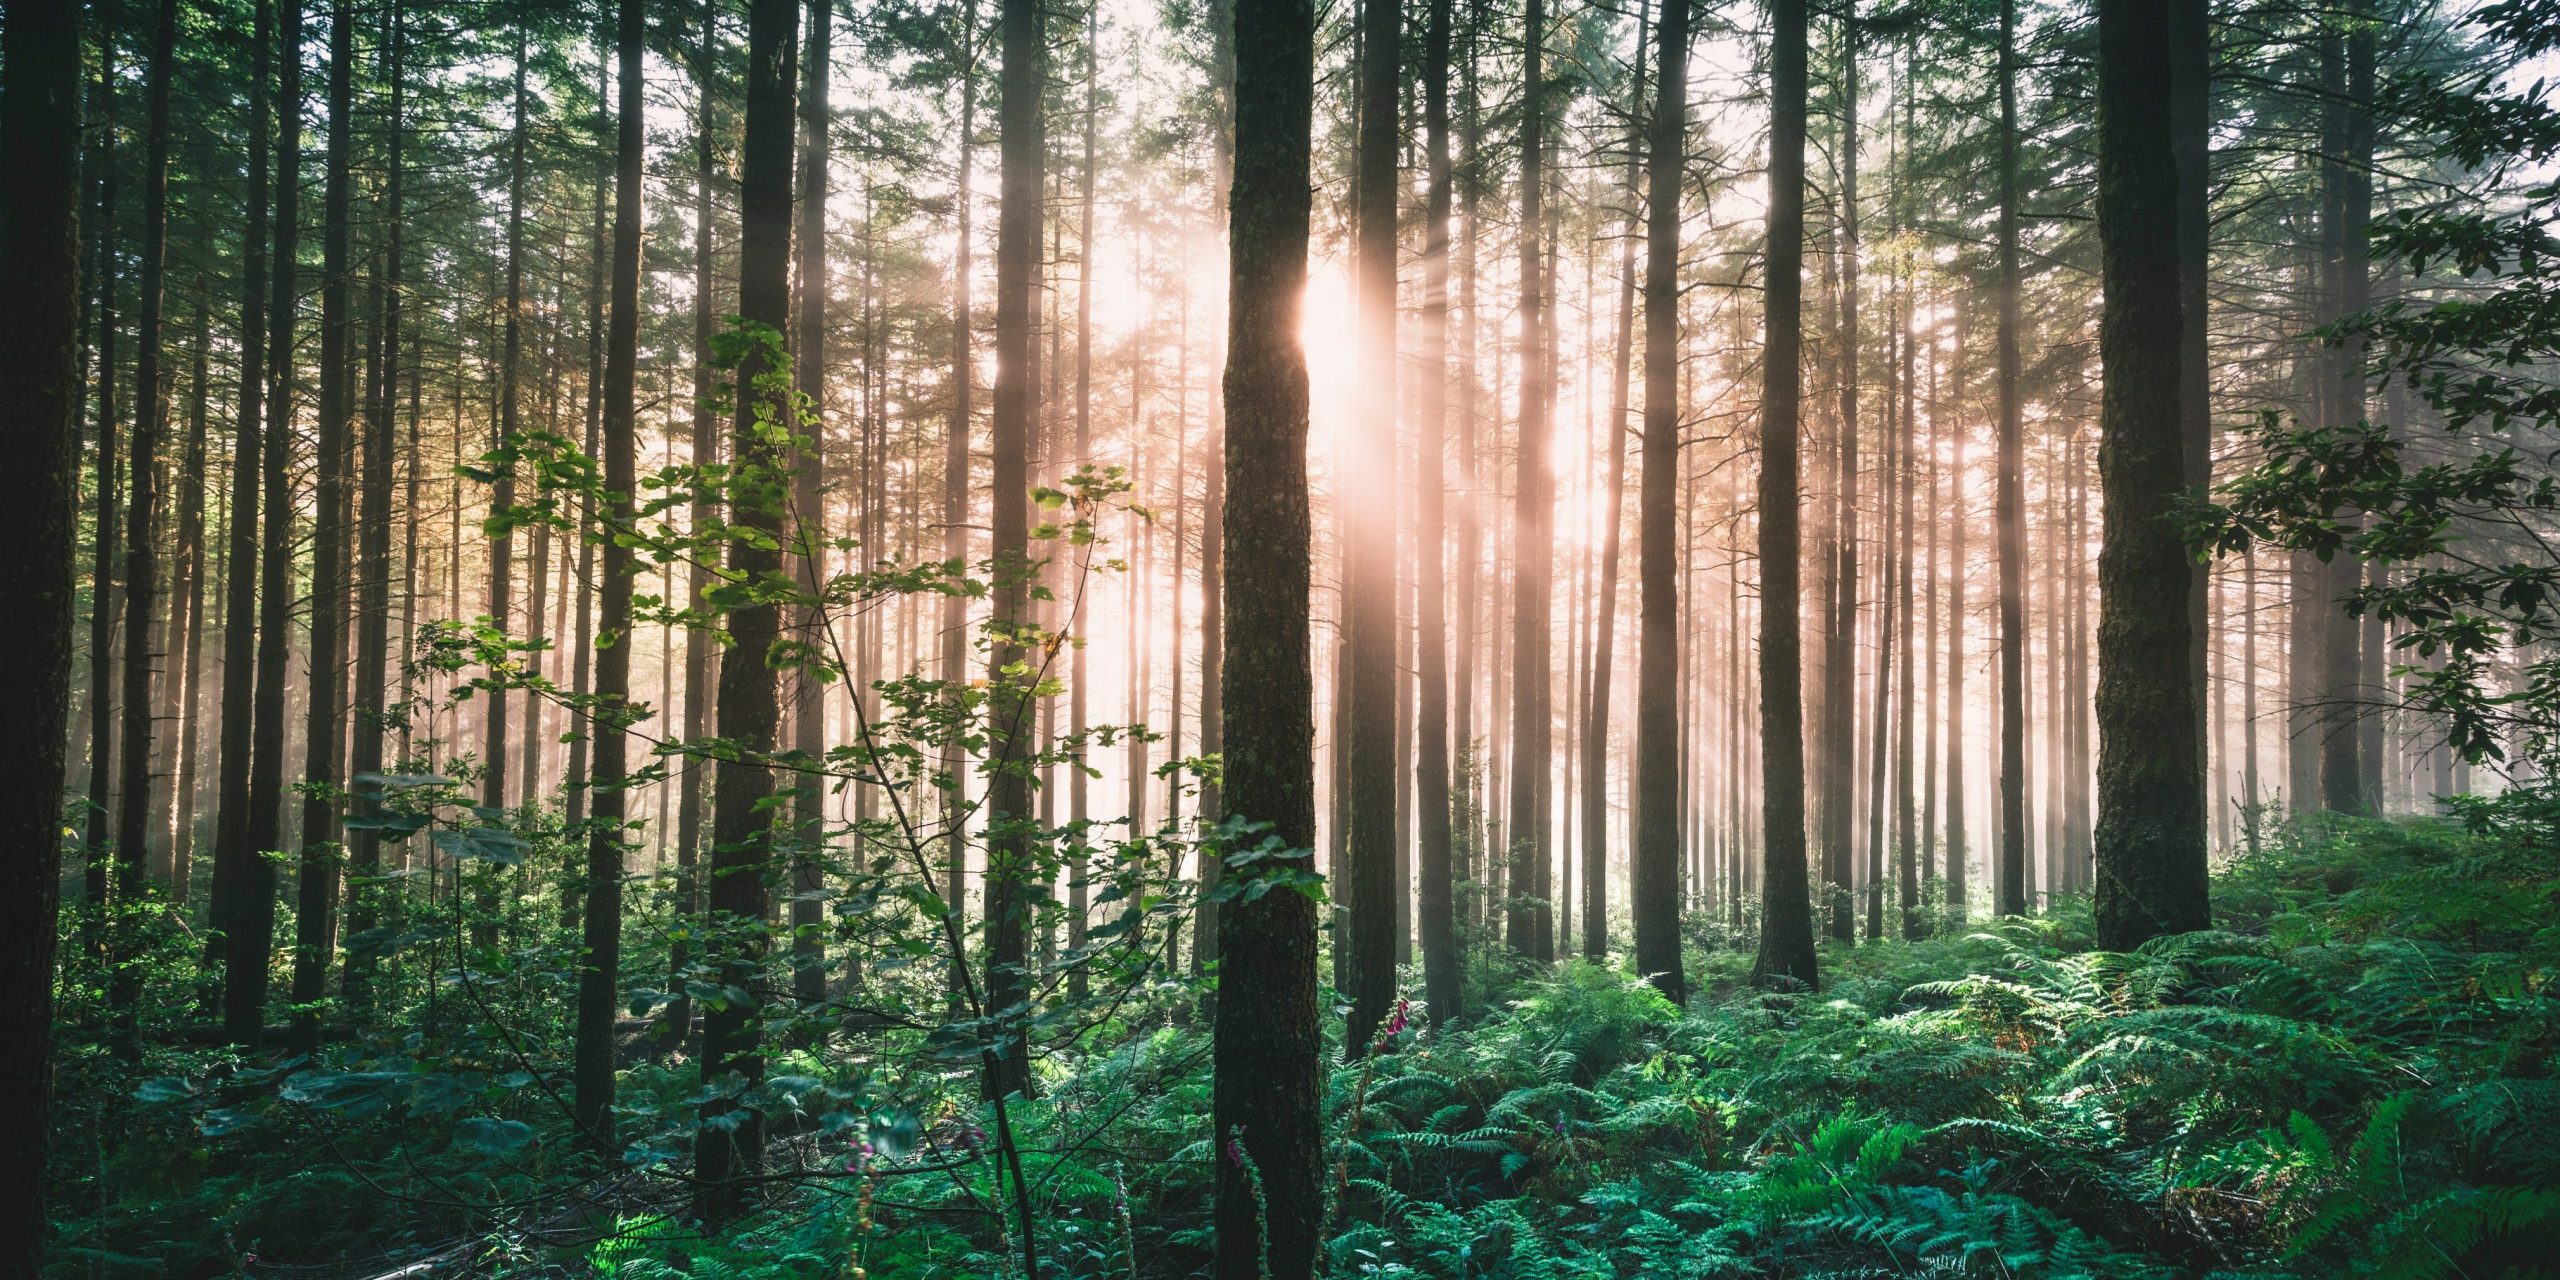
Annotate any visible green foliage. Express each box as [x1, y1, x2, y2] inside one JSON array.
[[50, 799, 2560, 1278], [2186, 0, 2560, 770]]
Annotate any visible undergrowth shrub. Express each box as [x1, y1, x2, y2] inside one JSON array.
[[66, 813, 2559, 1278]]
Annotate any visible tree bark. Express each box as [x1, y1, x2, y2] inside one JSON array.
[[2092, 0, 2211, 950], [346, 0, 405, 1014], [791, 0, 833, 1015], [694, 0, 796, 1222], [669, 0, 722, 1047], [210, 0, 273, 1042], [1820, 21, 1862, 942], [1505, 0, 1554, 963], [242, 0, 303, 1046], [289, 0, 359, 1057], [107, 0, 179, 1057], [0, 0, 86, 1259], [1415, 0, 1460, 1029], [1068, 0, 1099, 1005], [577, 0, 645, 1157], [1994, 0, 2028, 918], [1214, 0, 1323, 1263], [1342, 0, 1400, 1055], [2317, 12, 2375, 815], [983, 0, 1042, 1107], [1193, 0, 1235, 977], [1584, 0, 1649, 960], [1632, 0, 1691, 1004], [1751, 0, 1818, 989], [940, 0, 978, 1001], [486, 32, 530, 822]]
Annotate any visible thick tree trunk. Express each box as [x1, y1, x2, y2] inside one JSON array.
[[1213, 0, 1323, 1264], [2092, 0, 2211, 950], [1632, 0, 1691, 1004], [1342, 0, 1400, 1055], [576, 0, 645, 1157], [1584, 0, 1649, 960], [0, 0, 87, 1259], [288, 0, 359, 1058], [694, 0, 795, 1223], [2320, 15, 2376, 815], [210, 0, 272, 1040], [242, 0, 302, 1047], [983, 0, 1042, 1108], [346, 1, 404, 1014], [1751, 0, 1818, 990], [108, 0, 179, 1057]]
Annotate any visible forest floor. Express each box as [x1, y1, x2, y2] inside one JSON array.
[[56, 812, 2560, 1279]]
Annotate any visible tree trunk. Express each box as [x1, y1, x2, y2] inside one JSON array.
[[1994, 0, 2028, 918], [2171, 0, 2211, 789], [107, 0, 179, 1057], [0, 0, 87, 1258], [1415, 0, 1460, 1028], [669, 0, 721, 1047], [940, 0, 978, 1001], [791, 0, 832, 1015], [2091, 0, 2211, 950], [1505, 0, 1553, 963], [1820, 22, 1861, 943], [1632, 0, 1691, 1004], [2320, 13, 2375, 815], [1068, 0, 1098, 1005], [1892, 48, 1919, 938], [576, 0, 645, 1157], [346, 0, 404, 1014], [1583, 0, 1649, 960], [1943, 313, 1969, 916], [1342, 0, 1400, 1056], [485, 31, 530, 823], [1192, 0, 1235, 978], [210, 0, 273, 1043], [81, 42, 121, 949], [170, 311, 210, 901], [290, 0, 360, 1056], [1214, 0, 1323, 1264], [694, 0, 795, 1223], [983, 0, 1042, 1109], [242, 0, 303, 1046], [1751, 0, 1818, 990]]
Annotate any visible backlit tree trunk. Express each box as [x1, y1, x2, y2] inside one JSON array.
[[1751, 0, 1819, 990], [1213, 0, 1323, 1263], [2091, 0, 2211, 950]]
